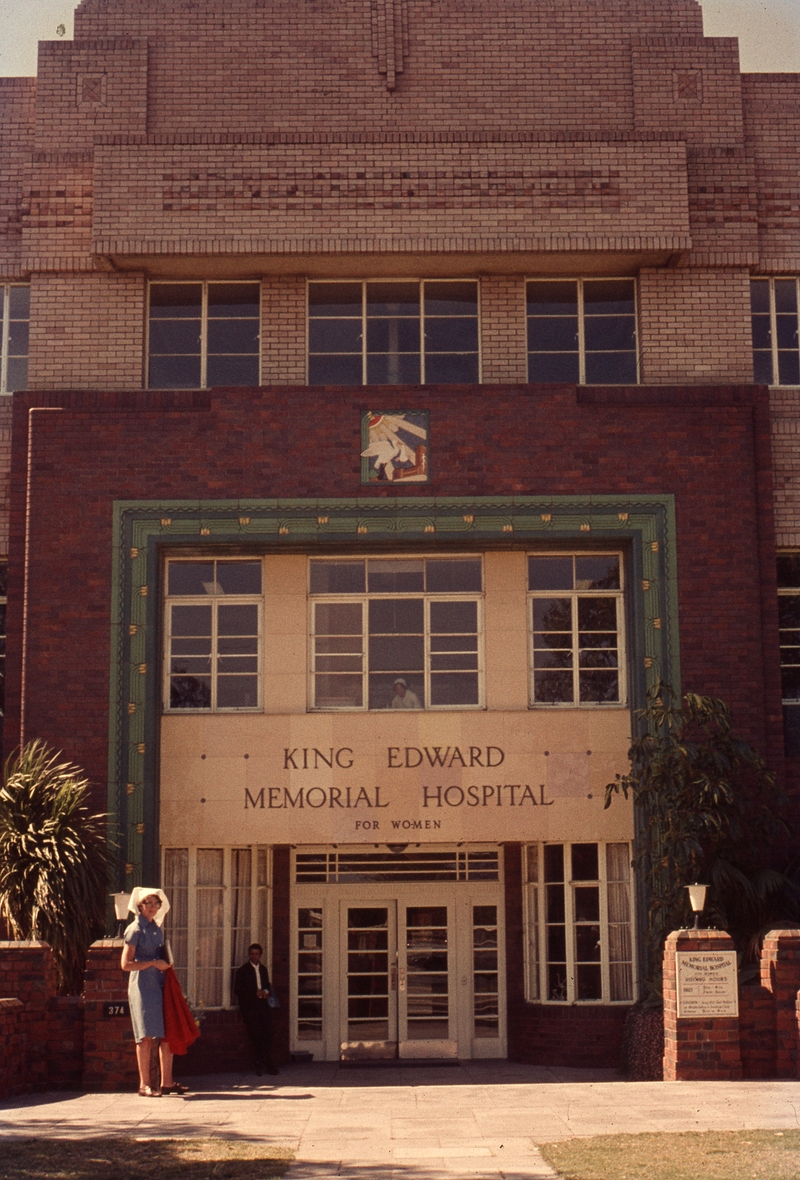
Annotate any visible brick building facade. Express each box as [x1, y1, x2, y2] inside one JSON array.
[[0, 0, 798, 1068]]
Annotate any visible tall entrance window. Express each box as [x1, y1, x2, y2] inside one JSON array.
[[162, 845, 272, 1009], [148, 282, 261, 388], [307, 280, 480, 385], [523, 842, 634, 1004]]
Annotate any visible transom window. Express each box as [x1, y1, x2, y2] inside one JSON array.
[[309, 556, 483, 710], [148, 282, 260, 389], [751, 278, 800, 386], [307, 280, 480, 385], [164, 559, 262, 711], [524, 842, 634, 1004], [528, 553, 625, 706], [1, 284, 29, 394], [527, 279, 638, 385]]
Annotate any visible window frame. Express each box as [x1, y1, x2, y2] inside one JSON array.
[[527, 551, 627, 708], [751, 277, 800, 387], [523, 842, 636, 1005], [308, 554, 485, 711], [0, 283, 30, 395], [147, 280, 262, 390], [306, 278, 482, 386], [162, 844, 272, 1010], [162, 557, 264, 714], [525, 277, 639, 386]]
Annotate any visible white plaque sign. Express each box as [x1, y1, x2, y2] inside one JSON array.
[[675, 950, 739, 1018]]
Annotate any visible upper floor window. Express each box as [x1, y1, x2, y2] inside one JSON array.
[[1, 284, 29, 394], [751, 278, 799, 386], [148, 282, 260, 389], [527, 279, 638, 385], [528, 553, 625, 706], [164, 559, 262, 711], [309, 556, 483, 710], [307, 280, 479, 385]]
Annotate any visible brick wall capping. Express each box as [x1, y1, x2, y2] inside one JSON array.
[[665, 928, 737, 944], [88, 939, 125, 950], [0, 998, 23, 1009], [0, 940, 52, 950]]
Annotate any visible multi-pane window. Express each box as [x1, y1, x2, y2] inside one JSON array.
[[751, 279, 800, 386], [777, 553, 800, 755], [164, 559, 262, 711], [527, 279, 637, 385], [1, 284, 30, 394], [524, 842, 634, 1004], [163, 845, 271, 1008], [148, 282, 260, 389], [309, 556, 483, 709], [308, 280, 480, 385], [528, 553, 625, 706]]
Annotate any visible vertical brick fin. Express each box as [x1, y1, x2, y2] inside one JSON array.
[[370, 0, 410, 91]]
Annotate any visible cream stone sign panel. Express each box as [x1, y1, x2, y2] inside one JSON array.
[[675, 951, 739, 1019], [160, 709, 634, 845]]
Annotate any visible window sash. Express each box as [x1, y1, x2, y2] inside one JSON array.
[[307, 279, 481, 385], [0, 284, 30, 395], [147, 281, 261, 390], [528, 553, 625, 707], [751, 278, 800, 387], [524, 843, 634, 1004], [526, 278, 638, 386], [310, 593, 483, 710], [162, 845, 272, 1009]]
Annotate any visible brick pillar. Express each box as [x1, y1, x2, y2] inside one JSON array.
[[761, 928, 800, 1078], [0, 940, 58, 1090], [663, 929, 742, 1081], [82, 939, 138, 1092]]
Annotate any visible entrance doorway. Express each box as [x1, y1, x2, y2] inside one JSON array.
[[291, 846, 506, 1061]]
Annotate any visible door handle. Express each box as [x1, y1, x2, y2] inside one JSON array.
[[399, 967, 406, 993], [390, 964, 397, 992]]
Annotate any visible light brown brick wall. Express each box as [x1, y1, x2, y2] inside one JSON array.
[[28, 271, 145, 391], [479, 276, 527, 384], [638, 268, 753, 384], [260, 275, 306, 385], [0, 79, 35, 280]]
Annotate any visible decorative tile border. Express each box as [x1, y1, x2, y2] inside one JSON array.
[[108, 494, 679, 887]]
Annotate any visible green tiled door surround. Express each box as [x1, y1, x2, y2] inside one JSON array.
[[109, 495, 679, 887]]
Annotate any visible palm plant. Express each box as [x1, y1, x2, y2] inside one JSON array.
[[0, 741, 109, 993], [605, 683, 796, 998]]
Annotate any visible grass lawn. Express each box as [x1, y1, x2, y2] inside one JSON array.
[[0, 1137, 294, 1180], [539, 1129, 800, 1180]]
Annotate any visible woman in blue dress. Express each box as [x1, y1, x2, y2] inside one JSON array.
[[121, 887, 187, 1096]]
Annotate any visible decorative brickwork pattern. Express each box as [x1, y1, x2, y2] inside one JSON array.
[[0, 79, 35, 280], [663, 929, 743, 1081], [742, 77, 800, 273]]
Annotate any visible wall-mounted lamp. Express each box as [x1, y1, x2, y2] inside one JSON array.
[[111, 892, 131, 938], [686, 883, 708, 930], [387, 844, 408, 854]]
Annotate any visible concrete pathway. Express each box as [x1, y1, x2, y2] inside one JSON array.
[[1, 1062, 799, 1179]]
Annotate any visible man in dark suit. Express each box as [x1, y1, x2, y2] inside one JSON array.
[[233, 943, 279, 1076]]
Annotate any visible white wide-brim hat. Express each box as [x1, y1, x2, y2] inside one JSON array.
[[128, 887, 170, 927]]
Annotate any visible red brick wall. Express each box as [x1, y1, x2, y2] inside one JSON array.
[[5, 382, 784, 808], [81, 939, 138, 1091], [739, 984, 777, 1079], [0, 998, 27, 1099]]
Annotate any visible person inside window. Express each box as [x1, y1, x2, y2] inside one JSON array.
[[391, 678, 421, 709]]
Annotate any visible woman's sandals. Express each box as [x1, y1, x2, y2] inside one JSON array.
[[138, 1085, 162, 1097], [161, 1083, 189, 1094]]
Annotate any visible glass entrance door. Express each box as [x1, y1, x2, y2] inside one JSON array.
[[340, 900, 457, 1060]]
